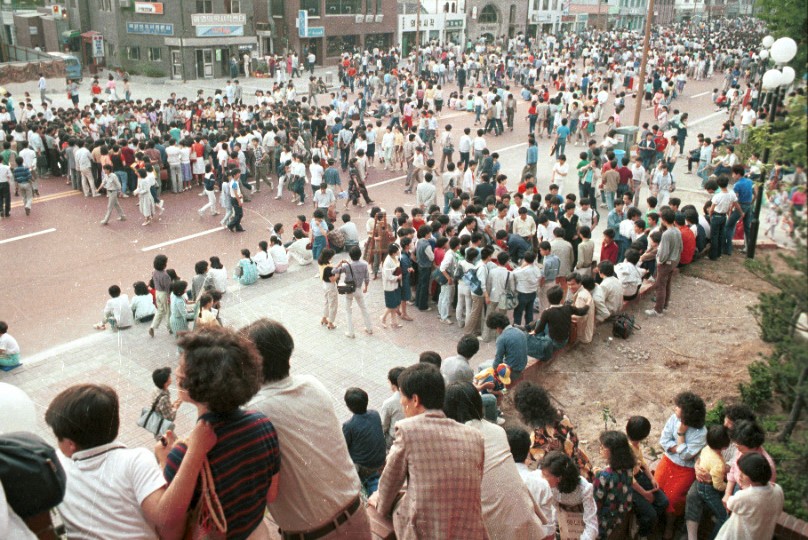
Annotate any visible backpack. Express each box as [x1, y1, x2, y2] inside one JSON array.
[[612, 313, 639, 339], [462, 268, 483, 296], [0, 432, 67, 518]]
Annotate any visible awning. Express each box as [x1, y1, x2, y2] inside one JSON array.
[[62, 30, 80, 39]]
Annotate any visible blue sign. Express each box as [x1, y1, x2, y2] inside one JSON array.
[[298, 10, 307, 38], [196, 25, 244, 37], [126, 22, 174, 36], [306, 27, 324, 38]]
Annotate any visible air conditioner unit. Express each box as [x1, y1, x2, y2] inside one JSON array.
[[531, 14, 539, 22], [119, 0, 130, 6], [355, 14, 363, 23]]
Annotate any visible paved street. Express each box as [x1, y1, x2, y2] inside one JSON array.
[[0, 64, 763, 449]]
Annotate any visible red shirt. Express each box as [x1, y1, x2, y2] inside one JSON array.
[[600, 240, 618, 264], [412, 217, 426, 231], [654, 136, 668, 154], [617, 167, 632, 185], [678, 225, 696, 265]]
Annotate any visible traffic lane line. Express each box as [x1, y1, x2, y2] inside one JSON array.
[[141, 226, 225, 252], [10, 190, 81, 208], [688, 110, 727, 127], [690, 91, 711, 99], [0, 228, 56, 245]]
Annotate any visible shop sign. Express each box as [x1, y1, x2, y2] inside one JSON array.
[[134, 2, 163, 14], [126, 22, 174, 35], [195, 25, 244, 37], [190, 13, 247, 25], [92, 34, 104, 57]]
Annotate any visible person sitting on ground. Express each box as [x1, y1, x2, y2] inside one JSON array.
[[597, 260, 623, 318], [287, 228, 314, 266], [45, 383, 215, 539], [0, 321, 21, 368], [342, 387, 387, 495], [234, 248, 258, 286], [714, 453, 784, 540], [269, 236, 290, 273], [440, 334, 480, 385], [568, 272, 595, 344], [526, 285, 588, 361], [368, 363, 488, 538], [506, 427, 557, 540], [444, 381, 548, 539], [207, 256, 228, 294], [379, 366, 406, 450], [513, 381, 593, 479], [94, 285, 134, 331], [593, 431, 636, 539], [196, 293, 220, 329], [685, 424, 731, 540], [626, 416, 669, 540], [486, 311, 528, 385], [615, 249, 643, 300], [130, 281, 156, 323], [540, 451, 599, 540], [723, 419, 777, 506]]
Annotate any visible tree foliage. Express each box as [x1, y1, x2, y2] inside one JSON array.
[[754, 0, 808, 68], [741, 95, 807, 169]]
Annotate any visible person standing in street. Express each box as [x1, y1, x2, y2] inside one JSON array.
[[0, 158, 11, 218], [149, 254, 172, 337], [12, 156, 33, 216], [227, 168, 245, 232], [334, 246, 374, 339], [38, 73, 51, 104], [99, 164, 126, 225]]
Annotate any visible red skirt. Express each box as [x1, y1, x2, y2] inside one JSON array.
[[654, 454, 695, 516]]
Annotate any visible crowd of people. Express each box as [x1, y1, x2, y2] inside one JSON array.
[[0, 14, 803, 540]]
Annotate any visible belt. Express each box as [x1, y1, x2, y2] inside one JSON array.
[[280, 495, 362, 540], [713, 212, 727, 216]]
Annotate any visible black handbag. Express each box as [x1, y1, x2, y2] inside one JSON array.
[[337, 263, 357, 295]]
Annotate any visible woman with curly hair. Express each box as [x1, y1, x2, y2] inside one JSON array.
[[162, 327, 280, 539], [655, 391, 707, 539], [593, 431, 635, 539], [513, 381, 592, 480], [541, 451, 599, 540]]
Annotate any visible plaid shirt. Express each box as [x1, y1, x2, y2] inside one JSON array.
[[152, 389, 176, 421]]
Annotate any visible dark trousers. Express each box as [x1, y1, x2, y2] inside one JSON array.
[[0, 182, 10, 216], [415, 266, 431, 310], [459, 151, 470, 170], [514, 291, 536, 326], [685, 481, 728, 539], [633, 471, 668, 536], [228, 204, 244, 231], [724, 203, 752, 255], [709, 214, 727, 260], [654, 262, 674, 313]]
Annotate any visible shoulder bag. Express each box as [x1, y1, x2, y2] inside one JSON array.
[[337, 263, 357, 295], [498, 272, 518, 310], [137, 395, 175, 438], [184, 460, 227, 540]]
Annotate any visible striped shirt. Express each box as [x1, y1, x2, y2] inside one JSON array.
[[164, 410, 280, 540]]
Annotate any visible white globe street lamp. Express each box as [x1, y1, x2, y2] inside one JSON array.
[[781, 66, 796, 86], [762, 69, 783, 90], [762, 35, 775, 48], [770, 37, 797, 64], [759, 49, 769, 60]]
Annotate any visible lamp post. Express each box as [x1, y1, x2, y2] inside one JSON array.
[[747, 36, 797, 259]]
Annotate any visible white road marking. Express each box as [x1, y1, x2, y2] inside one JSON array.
[[141, 226, 224, 252], [690, 91, 711, 99], [688, 110, 727, 127], [0, 228, 56, 245]]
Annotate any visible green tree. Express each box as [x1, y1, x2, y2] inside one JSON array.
[[742, 95, 807, 168], [754, 0, 808, 68]]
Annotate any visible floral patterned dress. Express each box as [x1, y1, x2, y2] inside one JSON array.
[[592, 467, 633, 539], [527, 413, 593, 482]]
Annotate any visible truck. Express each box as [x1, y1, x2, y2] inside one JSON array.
[[47, 52, 83, 82]]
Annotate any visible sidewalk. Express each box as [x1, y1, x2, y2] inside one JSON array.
[[3, 260, 496, 450]]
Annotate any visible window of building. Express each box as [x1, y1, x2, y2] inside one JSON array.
[[196, 0, 212, 12], [376, 0, 383, 13], [99, 0, 111, 11], [478, 4, 498, 23], [301, 0, 320, 16], [147, 47, 162, 61], [269, 0, 285, 16], [509, 4, 516, 24], [224, 0, 241, 12], [326, 34, 358, 56], [325, 0, 362, 15], [364, 32, 390, 51], [127, 47, 141, 60]]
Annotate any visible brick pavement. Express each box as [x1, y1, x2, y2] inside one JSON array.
[[4, 260, 496, 451]]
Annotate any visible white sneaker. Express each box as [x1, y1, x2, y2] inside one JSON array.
[[645, 309, 662, 317]]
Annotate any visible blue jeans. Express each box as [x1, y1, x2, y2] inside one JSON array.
[[513, 291, 536, 326], [685, 481, 728, 539], [443, 192, 453, 214], [605, 190, 615, 212], [724, 203, 752, 254], [633, 471, 668, 536], [312, 235, 327, 262], [555, 139, 566, 159]]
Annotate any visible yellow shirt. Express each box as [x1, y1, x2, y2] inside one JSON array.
[[699, 446, 727, 491], [631, 443, 646, 476]]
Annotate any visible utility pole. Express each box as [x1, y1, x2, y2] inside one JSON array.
[[415, 1, 421, 76], [632, 0, 655, 128]]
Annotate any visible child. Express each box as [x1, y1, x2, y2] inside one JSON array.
[[342, 387, 386, 495], [626, 416, 669, 540], [379, 366, 405, 450], [0, 321, 21, 368], [506, 427, 557, 539], [685, 424, 731, 540], [714, 453, 783, 540], [93, 285, 134, 331], [473, 362, 511, 409]]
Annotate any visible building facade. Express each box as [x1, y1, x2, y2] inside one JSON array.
[[68, 0, 258, 80], [526, 0, 566, 37], [465, 0, 528, 42], [614, 0, 646, 30], [655, 0, 675, 25], [254, 0, 397, 66]]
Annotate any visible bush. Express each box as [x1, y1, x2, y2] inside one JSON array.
[[739, 361, 773, 411], [705, 400, 725, 426], [766, 432, 808, 520], [750, 292, 797, 343], [142, 66, 166, 78]]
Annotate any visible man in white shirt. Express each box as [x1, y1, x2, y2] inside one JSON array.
[[287, 230, 314, 265], [462, 160, 477, 193], [312, 182, 335, 213], [0, 160, 11, 218], [550, 155, 569, 195], [416, 172, 437, 209], [97, 285, 134, 330], [244, 319, 372, 538], [507, 427, 557, 539], [165, 141, 182, 193], [596, 261, 623, 318]]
